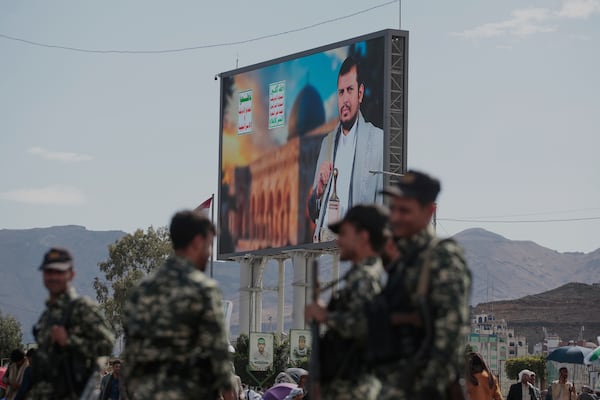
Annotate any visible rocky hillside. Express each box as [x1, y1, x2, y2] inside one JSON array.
[[454, 228, 600, 306], [0, 226, 125, 342], [472, 282, 600, 350]]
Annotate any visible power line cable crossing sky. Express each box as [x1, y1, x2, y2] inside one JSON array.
[[0, 0, 399, 54], [0, 0, 598, 253]]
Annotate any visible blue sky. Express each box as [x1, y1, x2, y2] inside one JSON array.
[[1, 0, 599, 253]]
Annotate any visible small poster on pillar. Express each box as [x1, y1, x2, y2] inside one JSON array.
[[289, 329, 311, 365], [249, 332, 274, 371]]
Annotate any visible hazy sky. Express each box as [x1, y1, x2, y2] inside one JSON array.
[[1, 0, 599, 253]]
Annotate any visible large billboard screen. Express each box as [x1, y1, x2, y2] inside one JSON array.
[[218, 29, 407, 258]]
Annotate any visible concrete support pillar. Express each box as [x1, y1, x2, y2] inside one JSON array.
[[291, 252, 308, 329], [237, 256, 266, 335], [238, 258, 252, 336], [276, 258, 285, 335], [252, 258, 266, 332]]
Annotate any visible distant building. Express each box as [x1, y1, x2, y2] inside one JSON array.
[[537, 328, 561, 356], [467, 312, 528, 373], [467, 312, 530, 394]]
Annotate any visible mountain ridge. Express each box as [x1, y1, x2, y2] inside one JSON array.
[[1, 225, 598, 342]]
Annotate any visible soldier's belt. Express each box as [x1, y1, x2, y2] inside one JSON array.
[[390, 311, 422, 327]]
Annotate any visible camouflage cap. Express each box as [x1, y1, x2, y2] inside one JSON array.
[[380, 169, 441, 204], [39, 247, 74, 271]]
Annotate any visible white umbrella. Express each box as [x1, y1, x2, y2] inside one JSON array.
[[584, 337, 600, 365]]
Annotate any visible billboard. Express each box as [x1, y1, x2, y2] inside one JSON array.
[[248, 332, 274, 371], [289, 329, 312, 364], [218, 29, 407, 258]]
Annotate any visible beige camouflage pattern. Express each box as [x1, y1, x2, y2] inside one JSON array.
[[122, 255, 234, 400], [29, 287, 115, 400], [321, 256, 384, 400], [377, 227, 471, 400], [321, 373, 382, 400]]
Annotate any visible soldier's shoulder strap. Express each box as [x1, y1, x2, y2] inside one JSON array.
[[416, 238, 454, 298], [59, 295, 85, 328]]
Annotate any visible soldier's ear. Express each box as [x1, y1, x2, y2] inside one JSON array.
[[360, 229, 370, 246]]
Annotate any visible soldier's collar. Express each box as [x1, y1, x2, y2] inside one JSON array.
[[169, 255, 198, 271], [355, 255, 380, 268], [396, 226, 435, 256], [46, 287, 78, 306]]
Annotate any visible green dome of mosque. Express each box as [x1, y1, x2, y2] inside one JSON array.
[[287, 84, 326, 140]]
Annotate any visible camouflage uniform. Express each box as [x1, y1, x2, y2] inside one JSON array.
[[122, 255, 234, 400], [376, 227, 471, 400], [320, 256, 384, 400], [29, 287, 115, 400]]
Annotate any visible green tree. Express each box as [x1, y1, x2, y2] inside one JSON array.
[[505, 355, 547, 387], [0, 310, 23, 359], [93, 226, 172, 333]]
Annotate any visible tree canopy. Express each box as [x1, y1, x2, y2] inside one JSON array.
[[0, 309, 23, 359], [505, 355, 547, 384], [94, 226, 172, 333]]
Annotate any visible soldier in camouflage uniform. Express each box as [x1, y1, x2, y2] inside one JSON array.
[[121, 210, 235, 400], [305, 204, 388, 400], [372, 170, 472, 400], [29, 247, 115, 400]]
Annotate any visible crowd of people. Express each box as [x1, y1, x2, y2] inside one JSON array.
[[0, 168, 595, 400], [466, 353, 600, 400]]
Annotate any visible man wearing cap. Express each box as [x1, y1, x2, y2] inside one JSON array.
[[29, 247, 114, 400], [305, 204, 387, 400], [507, 370, 538, 400], [250, 337, 272, 371], [291, 335, 311, 361], [373, 170, 471, 400], [121, 210, 235, 400]]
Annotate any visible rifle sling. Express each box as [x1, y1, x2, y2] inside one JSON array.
[[388, 238, 442, 328]]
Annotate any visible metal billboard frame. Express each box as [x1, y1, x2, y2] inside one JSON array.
[[217, 29, 408, 260]]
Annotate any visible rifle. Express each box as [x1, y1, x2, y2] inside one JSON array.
[[308, 259, 321, 400]]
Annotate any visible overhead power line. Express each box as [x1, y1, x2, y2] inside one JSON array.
[[439, 216, 600, 223], [448, 207, 600, 220], [0, 0, 399, 54]]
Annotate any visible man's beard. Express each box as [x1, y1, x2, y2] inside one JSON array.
[[340, 112, 358, 132]]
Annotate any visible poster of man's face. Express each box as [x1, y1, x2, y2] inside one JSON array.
[[290, 329, 311, 362], [218, 34, 388, 256], [249, 332, 274, 371]]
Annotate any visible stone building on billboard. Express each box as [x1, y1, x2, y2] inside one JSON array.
[[225, 83, 336, 253]]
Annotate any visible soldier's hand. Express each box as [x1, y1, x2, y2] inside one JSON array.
[[418, 386, 442, 400], [221, 389, 236, 400], [51, 325, 69, 347], [305, 301, 327, 323], [316, 162, 333, 199]]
